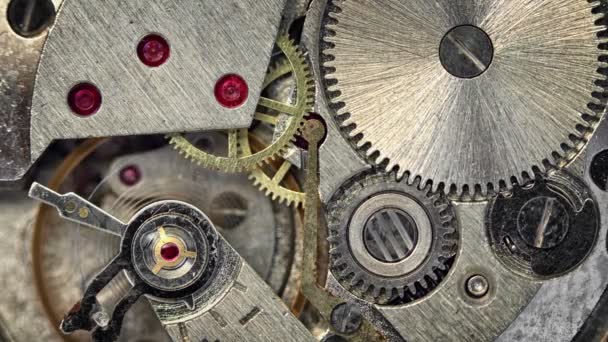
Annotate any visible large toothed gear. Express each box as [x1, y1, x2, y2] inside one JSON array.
[[321, 0, 608, 198], [326, 171, 458, 305], [169, 34, 314, 173]]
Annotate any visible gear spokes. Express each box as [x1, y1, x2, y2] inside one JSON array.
[[169, 34, 314, 173]]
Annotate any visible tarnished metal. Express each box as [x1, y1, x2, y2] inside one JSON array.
[[301, 0, 369, 203], [378, 202, 540, 341], [498, 115, 608, 342], [0, 0, 60, 184]]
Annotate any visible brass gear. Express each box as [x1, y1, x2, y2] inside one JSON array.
[[168, 34, 314, 173], [249, 134, 306, 207], [248, 57, 307, 208]]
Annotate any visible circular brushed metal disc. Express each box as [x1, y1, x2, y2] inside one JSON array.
[[322, 0, 607, 196]]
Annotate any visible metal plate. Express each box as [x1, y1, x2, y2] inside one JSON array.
[[377, 202, 540, 341], [301, 0, 369, 202], [498, 118, 608, 341], [0, 0, 61, 183], [30, 0, 287, 161]]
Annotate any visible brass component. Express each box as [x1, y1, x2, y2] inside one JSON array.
[[299, 119, 381, 341], [249, 133, 306, 207], [168, 34, 314, 173], [77, 207, 89, 219], [250, 159, 305, 207], [151, 227, 197, 274]]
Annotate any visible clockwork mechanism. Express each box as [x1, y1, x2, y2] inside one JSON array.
[[0, 0, 607, 341]]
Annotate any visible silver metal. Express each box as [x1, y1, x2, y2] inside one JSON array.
[[348, 193, 432, 277], [0, 0, 61, 183], [0, 192, 60, 341], [30, 0, 287, 162], [106, 145, 299, 293], [378, 202, 540, 341], [363, 207, 418, 263], [301, 0, 369, 203], [160, 259, 314, 342], [466, 275, 490, 298], [29, 187, 311, 341], [91, 311, 110, 329], [28, 182, 126, 236], [327, 171, 458, 304], [498, 116, 608, 342], [330, 303, 363, 335], [321, 0, 606, 196]]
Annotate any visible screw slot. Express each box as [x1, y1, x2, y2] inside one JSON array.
[[330, 303, 362, 335], [7, 0, 55, 38], [439, 25, 494, 79]]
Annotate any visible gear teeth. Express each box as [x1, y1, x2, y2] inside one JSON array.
[[321, 0, 608, 201], [168, 33, 313, 179], [327, 170, 458, 305]]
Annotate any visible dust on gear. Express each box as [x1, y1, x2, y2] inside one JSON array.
[[326, 170, 458, 305], [248, 56, 308, 207], [169, 34, 314, 173], [250, 158, 305, 207], [321, 0, 608, 199]]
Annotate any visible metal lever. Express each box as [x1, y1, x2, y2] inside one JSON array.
[[29, 182, 126, 237]]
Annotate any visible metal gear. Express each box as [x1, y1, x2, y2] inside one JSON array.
[[168, 34, 314, 173], [321, 0, 608, 198], [250, 156, 305, 207], [248, 55, 307, 207], [326, 171, 458, 305]]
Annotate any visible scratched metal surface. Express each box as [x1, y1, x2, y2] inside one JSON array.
[[30, 0, 286, 162]]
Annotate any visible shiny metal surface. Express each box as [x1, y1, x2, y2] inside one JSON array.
[[0, 193, 58, 342], [498, 117, 608, 342], [327, 171, 458, 305], [29, 142, 301, 341], [301, 0, 369, 203], [0, 0, 60, 183], [348, 193, 432, 277], [29, 182, 126, 236], [378, 202, 541, 341], [321, 0, 606, 196], [162, 262, 314, 342], [30, 0, 287, 162]]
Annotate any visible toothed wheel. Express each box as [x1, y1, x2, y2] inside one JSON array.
[[326, 171, 458, 305], [321, 0, 608, 199], [168, 34, 314, 173]]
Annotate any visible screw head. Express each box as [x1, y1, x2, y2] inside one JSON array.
[[330, 303, 362, 335], [439, 25, 494, 79], [7, 0, 55, 37], [466, 275, 489, 298], [517, 196, 569, 249], [91, 311, 110, 328]]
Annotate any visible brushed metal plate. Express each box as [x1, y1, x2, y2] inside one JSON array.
[[30, 0, 287, 161]]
